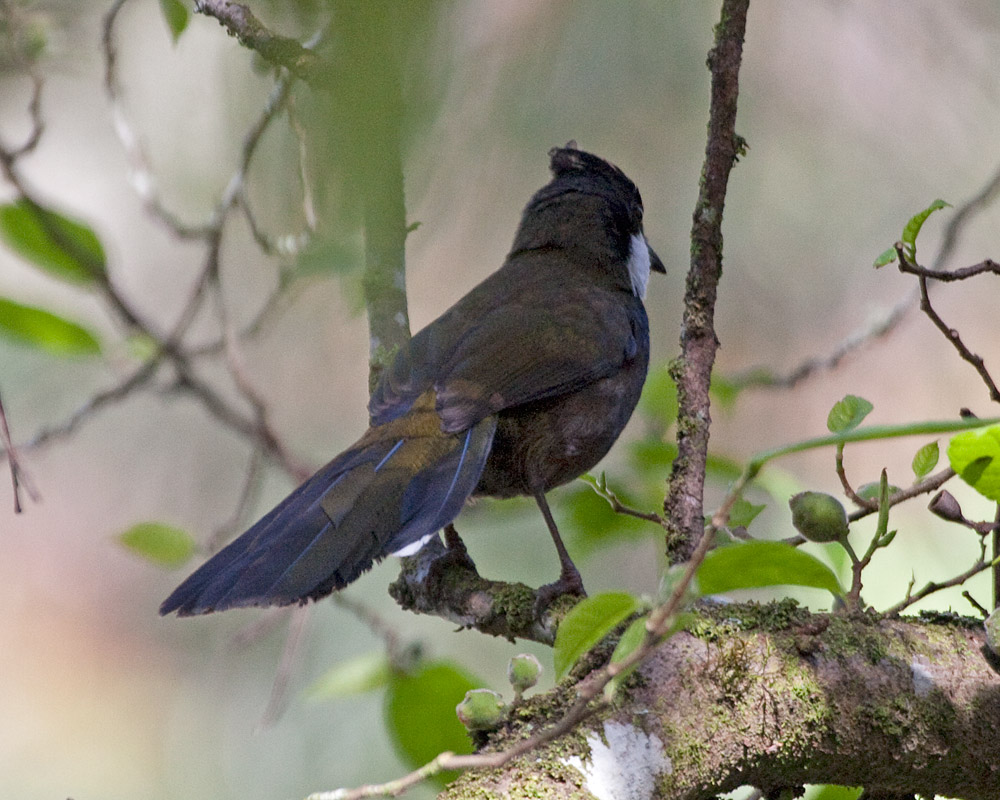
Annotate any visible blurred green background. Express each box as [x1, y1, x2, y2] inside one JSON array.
[[1, 2, 1000, 799]]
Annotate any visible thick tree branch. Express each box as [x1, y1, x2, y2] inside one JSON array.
[[666, 0, 748, 561], [445, 606, 1000, 800], [387, 536, 575, 645]]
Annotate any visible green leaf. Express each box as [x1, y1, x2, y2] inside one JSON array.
[[873, 247, 897, 269], [605, 612, 693, 701], [0, 297, 101, 356], [696, 540, 844, 597], [911, 440, 939, 480], [158, 0, 189, 42], [826, 395, 874, 433], [118, 522, 196, 568], [873, 469, 890, 541], [605, 614, 649, 699], [307, 652, 391, 699], [948, 424, 1000, 502], [553, 592, 640, 679], [728, 497, 766, 529], [0, 200, 106, 285], [901, 199, 950, 261], [610, 615, 648, 667], [384, 661, 479, 783]]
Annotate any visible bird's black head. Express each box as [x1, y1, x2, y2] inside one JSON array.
[[510, 143, 665, 296]]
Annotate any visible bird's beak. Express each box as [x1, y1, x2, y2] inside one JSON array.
[[648, 241, 666, 274]]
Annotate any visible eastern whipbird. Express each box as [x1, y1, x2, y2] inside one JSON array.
[[160, 144, 664, 617]]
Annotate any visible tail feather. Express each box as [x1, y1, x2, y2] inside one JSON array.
[[160, 406, 496, 616]]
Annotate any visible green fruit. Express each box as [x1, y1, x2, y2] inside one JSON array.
[[455, 689, 505, 731], [789, 491, 849, 543], [507, 654, 542, 694]]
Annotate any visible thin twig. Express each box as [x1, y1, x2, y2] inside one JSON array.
[[331, 594, 407, 667], [899, 258, 1000, 283], [962, 590, 989, 618], [102, 0, 214, 239], [835, 443, 877, 512], [0, 0, 46, 156], [0, 390, 40, 512], [932, 161, 1000, 271], [10, 360, 160, 456], [886, 538, 997, 615], [897, 244, 1000, 404], [732, 161, 1000, 392], [847, 467, 956, 523]]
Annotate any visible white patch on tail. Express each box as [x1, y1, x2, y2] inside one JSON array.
[[391, 533, 436, 557]]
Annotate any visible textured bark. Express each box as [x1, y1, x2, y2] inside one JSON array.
[[388, 536, 576, 645], [665, 0, 750, 561], [443, 606, 1000, 800]]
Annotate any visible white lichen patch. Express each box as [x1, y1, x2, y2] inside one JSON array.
[[562, 720, 672, 800], [911, 654, 937, 697]]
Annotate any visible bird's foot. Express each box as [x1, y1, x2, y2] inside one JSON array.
[[534, 566, 587, 615], [442, 523, 477, 572]]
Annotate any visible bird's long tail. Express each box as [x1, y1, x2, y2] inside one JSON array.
[[160, 392, 496, 616]]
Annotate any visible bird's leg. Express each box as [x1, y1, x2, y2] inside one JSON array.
[[442, 523, 477, 571], [533, 490, 586, 608]]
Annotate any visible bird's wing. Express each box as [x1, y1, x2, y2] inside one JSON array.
[[369, 272, 641, 431], [431, 290, 640, 432]]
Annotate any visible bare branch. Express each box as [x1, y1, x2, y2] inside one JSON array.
[[12, 360, 160, 456], [885, 540, 996, 615], [733, 161, 1000, 392], [0, 0, 46, 156], [102, 0, 214, 239], [932, 161, 1000, 271], [666, 0, 750, 561], [835, 443, 877, 512], [899, 257, 1000, 283], [0, 389, 40, 512], [847, 467, 956, 523], [897, 245, 1000, 404]]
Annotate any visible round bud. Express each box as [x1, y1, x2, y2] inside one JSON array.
[[456, 689, 505, 731], [789, 491, 849, 543], [507, 653, 542, 694]]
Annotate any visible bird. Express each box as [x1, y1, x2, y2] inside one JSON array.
[[160, 144, 664, 617]]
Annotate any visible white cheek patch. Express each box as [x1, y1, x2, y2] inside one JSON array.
[[627, 233, 652, 298]]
